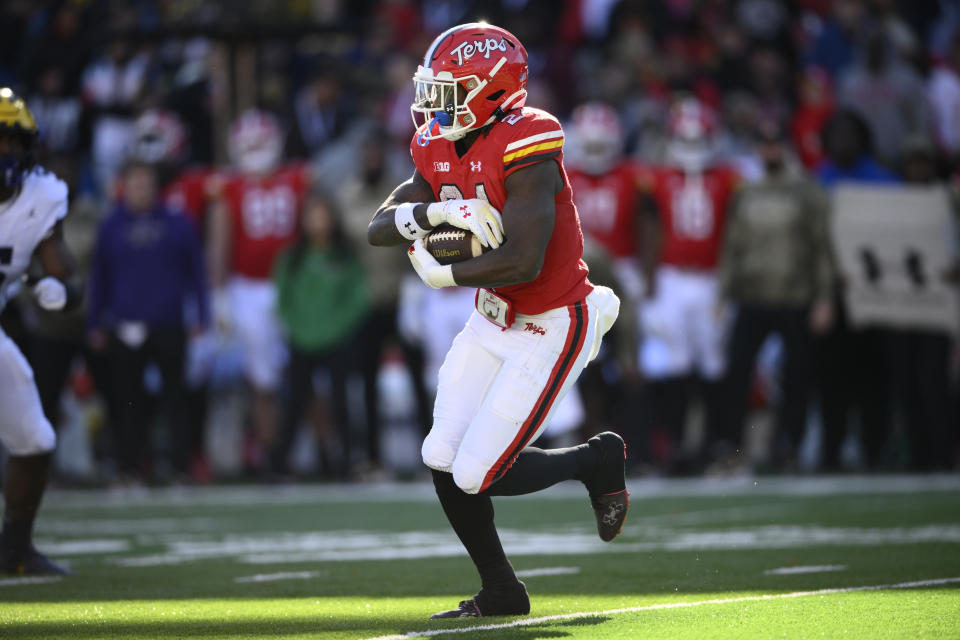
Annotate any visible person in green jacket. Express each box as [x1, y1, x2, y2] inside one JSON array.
[[271, 188, 370, 477]]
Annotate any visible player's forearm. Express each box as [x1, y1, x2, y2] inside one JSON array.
[[207, 244, 228, 288], [450, 242, 542, 288], [369, 172, 437, 247], [206, 203, 230, 287], [368, 202, 433, 247]]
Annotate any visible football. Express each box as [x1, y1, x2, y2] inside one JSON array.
[[424, 224, 491, 265]]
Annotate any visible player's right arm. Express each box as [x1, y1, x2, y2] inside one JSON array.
[[369, 170, 504, 249], [637, 172, 661, 298], [368, 170, 437, 247], [207, 195, 232, 288]]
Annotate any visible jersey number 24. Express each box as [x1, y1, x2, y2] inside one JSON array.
[[438, 183, 489, 203]]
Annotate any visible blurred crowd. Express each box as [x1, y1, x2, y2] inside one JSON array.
[[0, 0, 958, 485]]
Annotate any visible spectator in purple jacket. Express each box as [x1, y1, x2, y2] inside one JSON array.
[[87, 161, 208, 483]]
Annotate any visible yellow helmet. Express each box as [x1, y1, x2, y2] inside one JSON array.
[[0, 88, 37, 135], [0, 88, 38, 189]]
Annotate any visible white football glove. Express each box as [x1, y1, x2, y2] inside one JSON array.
[[33, 277, 67, 311], [426, 199, 504, 249], [407, 239, 456, 289]]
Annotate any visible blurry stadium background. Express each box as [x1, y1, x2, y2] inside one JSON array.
[[2, 2, 960, 639], [0, 0, 958, 482]]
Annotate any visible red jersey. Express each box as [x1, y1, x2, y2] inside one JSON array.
[[568, 162, 641, 259], [219, 163, 310, 279], [411, 107, 592, 315], [163, 166, 219, 232], [640, 165, 738, 269]]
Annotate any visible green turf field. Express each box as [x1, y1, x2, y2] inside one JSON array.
[[2, 475, 959, 639]]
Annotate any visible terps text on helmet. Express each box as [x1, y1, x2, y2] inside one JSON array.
[[449, 38, 508, 66]]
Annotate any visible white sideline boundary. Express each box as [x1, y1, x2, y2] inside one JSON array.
[[362, 576, 960, 640]]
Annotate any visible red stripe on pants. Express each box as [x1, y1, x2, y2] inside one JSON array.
[[478, 302, 589, 492]]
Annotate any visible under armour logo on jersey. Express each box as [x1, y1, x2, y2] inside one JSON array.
[[470, 161, 482, 172], [459, 205, 471, 218], [524, 322, 546, 336]]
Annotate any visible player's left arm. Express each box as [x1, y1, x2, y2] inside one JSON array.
[[447, 160, 561, 288], [33, 222, 83, 311]]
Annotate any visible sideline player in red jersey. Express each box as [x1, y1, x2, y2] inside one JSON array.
[[566, 102, 645, 302], [368, 23, 628, 619], [638, 98, 739, 467], [208, 110, 311, 473]]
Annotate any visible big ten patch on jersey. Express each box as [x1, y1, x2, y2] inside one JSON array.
[[221, 163, 309, 279], [411, 107, 566, 213], [411, 107, 592, 317], [568, 163, 642, 259], [0, 169, 68, 301]]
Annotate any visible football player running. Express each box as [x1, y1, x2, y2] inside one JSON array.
[[638, 98, 739, 468], [566, 102, 645, 302], [0, 89, 81, 575], [369, 23, 628, 619], [208, 110, 311, 474]]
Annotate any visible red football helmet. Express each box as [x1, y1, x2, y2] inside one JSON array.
[[131, 109, 187, 165], [570, 102, 624, 175], [228, 109, 283, 174], [666, 98, 718, 171], [411, 23, 528, 142]]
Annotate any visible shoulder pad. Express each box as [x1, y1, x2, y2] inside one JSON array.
[[24, 168, 68, 228], [499, 108, 565, 175]]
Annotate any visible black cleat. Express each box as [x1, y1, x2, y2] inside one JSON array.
[[430, 582, 530, 619], [430, 599, 481, 619], [584, 431, 629, 542], [590, 489, 630, 542], [1, 545, 72, 576]]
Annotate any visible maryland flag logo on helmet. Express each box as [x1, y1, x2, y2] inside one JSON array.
[[0, 88, 38, 189]]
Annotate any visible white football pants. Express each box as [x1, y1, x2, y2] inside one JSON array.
[[421, 285, 619, 495], [228, 276, 287, 391], [640, 266, 728, 380], [0, 328, 56, 456]]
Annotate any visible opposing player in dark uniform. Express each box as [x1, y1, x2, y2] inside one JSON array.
[[368, 23, 628, 618]]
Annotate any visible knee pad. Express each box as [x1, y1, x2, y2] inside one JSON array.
[[451, 453, 488, 495], [421, 429, 456, 472]]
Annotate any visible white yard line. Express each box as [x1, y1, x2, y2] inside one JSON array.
[[31, 539, 129, 555], [111, 524, 960, 568], [234, 570, 325, 583], [361, 576, 960, 640], [764, 565, 847, 575], [514, 567, 580, 578], [0, 576, 63, 587], [40, 517, 219, 535], [42, 474, 960, 510]]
